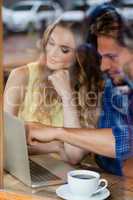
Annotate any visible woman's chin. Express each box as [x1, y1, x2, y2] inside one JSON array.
[[46, 62, 69, 71]]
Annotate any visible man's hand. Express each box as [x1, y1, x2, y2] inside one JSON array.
[[25, 122, 60, 145]]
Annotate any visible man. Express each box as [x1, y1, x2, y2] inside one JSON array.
[[119, 20, 133, 85], [115, 20, 133, 177], [27, 4, 133, 176]]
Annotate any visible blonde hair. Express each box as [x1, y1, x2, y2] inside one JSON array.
[[36, 19, 102, 127]]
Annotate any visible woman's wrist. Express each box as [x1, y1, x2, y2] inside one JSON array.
[[61, 92, 73, 103], [62, 95, 78, 110]]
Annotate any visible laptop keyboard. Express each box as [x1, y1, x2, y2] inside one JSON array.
[[29, 159, 61, 183]]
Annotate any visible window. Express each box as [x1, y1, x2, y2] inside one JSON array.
[[37, 5, 54, 12], [13, 5, 33, 11], [121, 0, 133, 7]]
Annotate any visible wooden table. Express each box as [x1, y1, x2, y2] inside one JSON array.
[[4, 33, 40, 72], [4, 163, 133, 200], [3, 33, 40, 85], [4, 49, 39, 73]]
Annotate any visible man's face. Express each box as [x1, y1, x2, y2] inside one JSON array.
[[98, 36, 133, 85]]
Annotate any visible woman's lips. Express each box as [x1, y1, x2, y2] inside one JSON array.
[[49, 59, 57, 64], [47, 57, 59, 64]]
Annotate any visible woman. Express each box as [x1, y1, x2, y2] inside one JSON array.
[[4, 19, 101, 164]]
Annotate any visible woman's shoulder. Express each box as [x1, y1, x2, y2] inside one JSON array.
[[27, 61, 40, 75], [11, 61, 39, 77], [8, 65, 29, 86]]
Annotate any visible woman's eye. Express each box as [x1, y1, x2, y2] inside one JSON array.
[[61, 47, 70, 54]]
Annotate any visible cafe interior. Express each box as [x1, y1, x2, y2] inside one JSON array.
[[1, 0, 133, 199]]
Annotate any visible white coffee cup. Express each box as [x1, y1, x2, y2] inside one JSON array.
[[67, 170, 108, 197]]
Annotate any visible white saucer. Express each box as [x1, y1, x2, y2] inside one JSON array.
[[56, 184, 110, 200]]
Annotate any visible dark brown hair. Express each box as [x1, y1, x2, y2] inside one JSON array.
[[86, 3, 124, 48]]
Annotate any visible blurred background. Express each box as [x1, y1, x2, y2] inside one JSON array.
[[2, 0, 133, 83]]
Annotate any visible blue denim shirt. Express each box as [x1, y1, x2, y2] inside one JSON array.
[[96, 79, 133, 176]]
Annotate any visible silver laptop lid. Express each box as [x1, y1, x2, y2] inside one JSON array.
[[4, 112, 31, 186]]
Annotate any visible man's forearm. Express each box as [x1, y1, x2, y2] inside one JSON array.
[[56, 128, 116, 158], [28, 124, 116, 158]]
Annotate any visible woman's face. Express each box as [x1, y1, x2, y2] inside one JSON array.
[[45, 25, 76, 71]]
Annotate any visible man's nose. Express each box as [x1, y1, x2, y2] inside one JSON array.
[[100, 57, 112, 72]]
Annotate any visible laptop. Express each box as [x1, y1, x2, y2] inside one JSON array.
[[4, 112, 74, 188]]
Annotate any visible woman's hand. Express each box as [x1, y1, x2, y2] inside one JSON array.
[[48, 70, 73, 100]]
